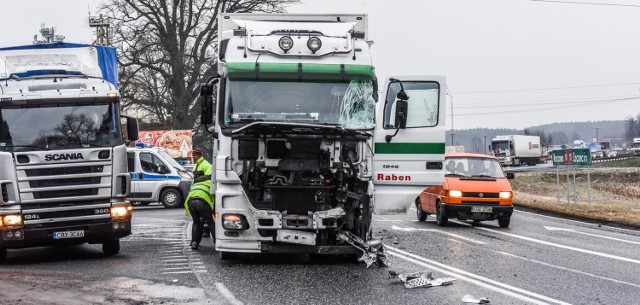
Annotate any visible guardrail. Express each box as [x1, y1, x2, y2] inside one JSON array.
[[591, 153, 640, 163]]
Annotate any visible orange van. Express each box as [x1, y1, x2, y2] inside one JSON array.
[[417, 152, 514, 227]]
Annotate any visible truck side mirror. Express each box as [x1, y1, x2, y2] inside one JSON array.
[[159, 164, 169, 174], [506, 172, 515, 179], [200, 77, 219, 125], [394, 99, 408, 129], [126, 116, 139, 141]]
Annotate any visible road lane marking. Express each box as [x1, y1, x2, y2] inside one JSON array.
[[514, 210, 640, 234], [496, 251, 640, 289], [386, 246, 571, 305], [544, 226, 640, 245], [391, 225, 486, 244], [476, 227, 640, 265], [215, 282, 244, 305]]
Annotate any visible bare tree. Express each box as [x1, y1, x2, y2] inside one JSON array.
[[100, 0, 299, 129]]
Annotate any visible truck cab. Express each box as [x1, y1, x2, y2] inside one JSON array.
[[126, 145, 192, 208]]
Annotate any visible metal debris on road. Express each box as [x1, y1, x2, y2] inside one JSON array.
[[462, 294, 491, 304], [388, 270, 456, 289], [336, 231, 389, 268]]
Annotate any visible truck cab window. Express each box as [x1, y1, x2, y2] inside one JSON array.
[[383, 82, 440, 129]]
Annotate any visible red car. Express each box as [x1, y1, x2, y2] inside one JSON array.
[[416, 152, 514, 227]]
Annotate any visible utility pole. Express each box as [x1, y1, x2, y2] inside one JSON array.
[[483, 135, 487, 155], [445, 85, 454, 146]]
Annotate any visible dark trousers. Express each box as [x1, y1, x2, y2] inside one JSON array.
[[188, 198, 214, 245]]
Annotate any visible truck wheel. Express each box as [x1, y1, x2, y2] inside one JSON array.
[[0, 248, 6, 263], [160, 189, 183, 208], [436, 202, 448, 227], [498, 217, 511, 228], [415, 198, 428, 222], [102, 240, 121, 255]]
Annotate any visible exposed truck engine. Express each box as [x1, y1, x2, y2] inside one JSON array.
[[0, 43, 139, 261], [200, 14, 447, 257]]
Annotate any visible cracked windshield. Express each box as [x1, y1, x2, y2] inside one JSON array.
[[225, 79, 375, 129]]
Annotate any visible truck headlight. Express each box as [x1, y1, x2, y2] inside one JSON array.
[[111, 206, 131, 218], [222, 214, 249, 230], [499, 191, 513, 199], [448, 190, 462, 197], [278, 36, 294, 52], [1, 214, 23, 226], [307, 37, 322, 53]]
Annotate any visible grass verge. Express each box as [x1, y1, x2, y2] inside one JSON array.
[[510, 161, 640, 228]]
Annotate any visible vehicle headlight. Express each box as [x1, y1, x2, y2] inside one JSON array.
[[278, 36, 294, 52], [179, 171, 192, 180], [448, 190, 463, 197], [111, 206, 130, 218], [222, 214, 249, 230], [2, 215, 23, 226], [307, 37, 322, 53], [499, 191, 513, 199]]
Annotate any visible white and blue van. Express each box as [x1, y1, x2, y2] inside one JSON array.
[[126, 145, 193, 208]]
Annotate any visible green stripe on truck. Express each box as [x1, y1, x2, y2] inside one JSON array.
[[226, 62, 374, 78], [374, 142, 445, 154]]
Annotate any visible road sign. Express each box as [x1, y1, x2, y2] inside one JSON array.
[[552, 149, 591, 166]]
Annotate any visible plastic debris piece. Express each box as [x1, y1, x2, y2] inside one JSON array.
[[462, 294, 491, 304], [337, 231, 389, 268], [388, 269, 456, 289]]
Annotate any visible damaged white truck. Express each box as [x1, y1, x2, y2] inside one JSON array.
[[0, 43, 139, 261], [199, 14, 446, 260]]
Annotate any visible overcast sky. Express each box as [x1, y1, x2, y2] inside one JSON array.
[[2, 0, 640, 130]]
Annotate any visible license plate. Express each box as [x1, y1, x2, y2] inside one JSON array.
[[53, 230, 85, 239], [276, 229, 316, 246], [471, 206, 493, 213]]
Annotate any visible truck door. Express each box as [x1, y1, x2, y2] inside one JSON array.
[[372, 76, 446, 214]]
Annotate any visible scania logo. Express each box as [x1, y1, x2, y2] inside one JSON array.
[[479, 193, 484, 197], [44, 153, 84, 161]]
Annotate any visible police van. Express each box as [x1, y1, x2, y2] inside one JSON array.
[[126, 145, 193, 208]]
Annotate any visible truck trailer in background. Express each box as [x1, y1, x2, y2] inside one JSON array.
[[0, 43, 139, 261], [490, 135, 542, 166]]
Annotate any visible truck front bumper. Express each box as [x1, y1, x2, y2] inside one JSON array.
[[441, 203, 513, 221], [0, 220, 131, 249]]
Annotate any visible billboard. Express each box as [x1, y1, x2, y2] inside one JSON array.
[[136, 130, 193, 158]]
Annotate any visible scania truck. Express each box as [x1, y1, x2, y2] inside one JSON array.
[[490, 135, 542, 166], [199, 14, 447, 258], [0, 43, 139, 261]]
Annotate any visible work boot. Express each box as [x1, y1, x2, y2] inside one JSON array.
[[190, 242, 199, 250]]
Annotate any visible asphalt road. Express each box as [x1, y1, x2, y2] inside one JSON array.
[[1, 203, 639, 304]]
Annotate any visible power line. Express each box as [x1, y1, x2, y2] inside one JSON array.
[[455, 96, 640, 116], [529, 0, 640, 8], [455, 96, 640, 109], [452, 82, 640, 94]]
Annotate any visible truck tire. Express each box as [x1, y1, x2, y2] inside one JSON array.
[[415, 198, 428, 222], [160, 188, 183, 208], [0, 248, 6, 263], [436, 201, 448, 227], [102, 240, 121, 255]]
